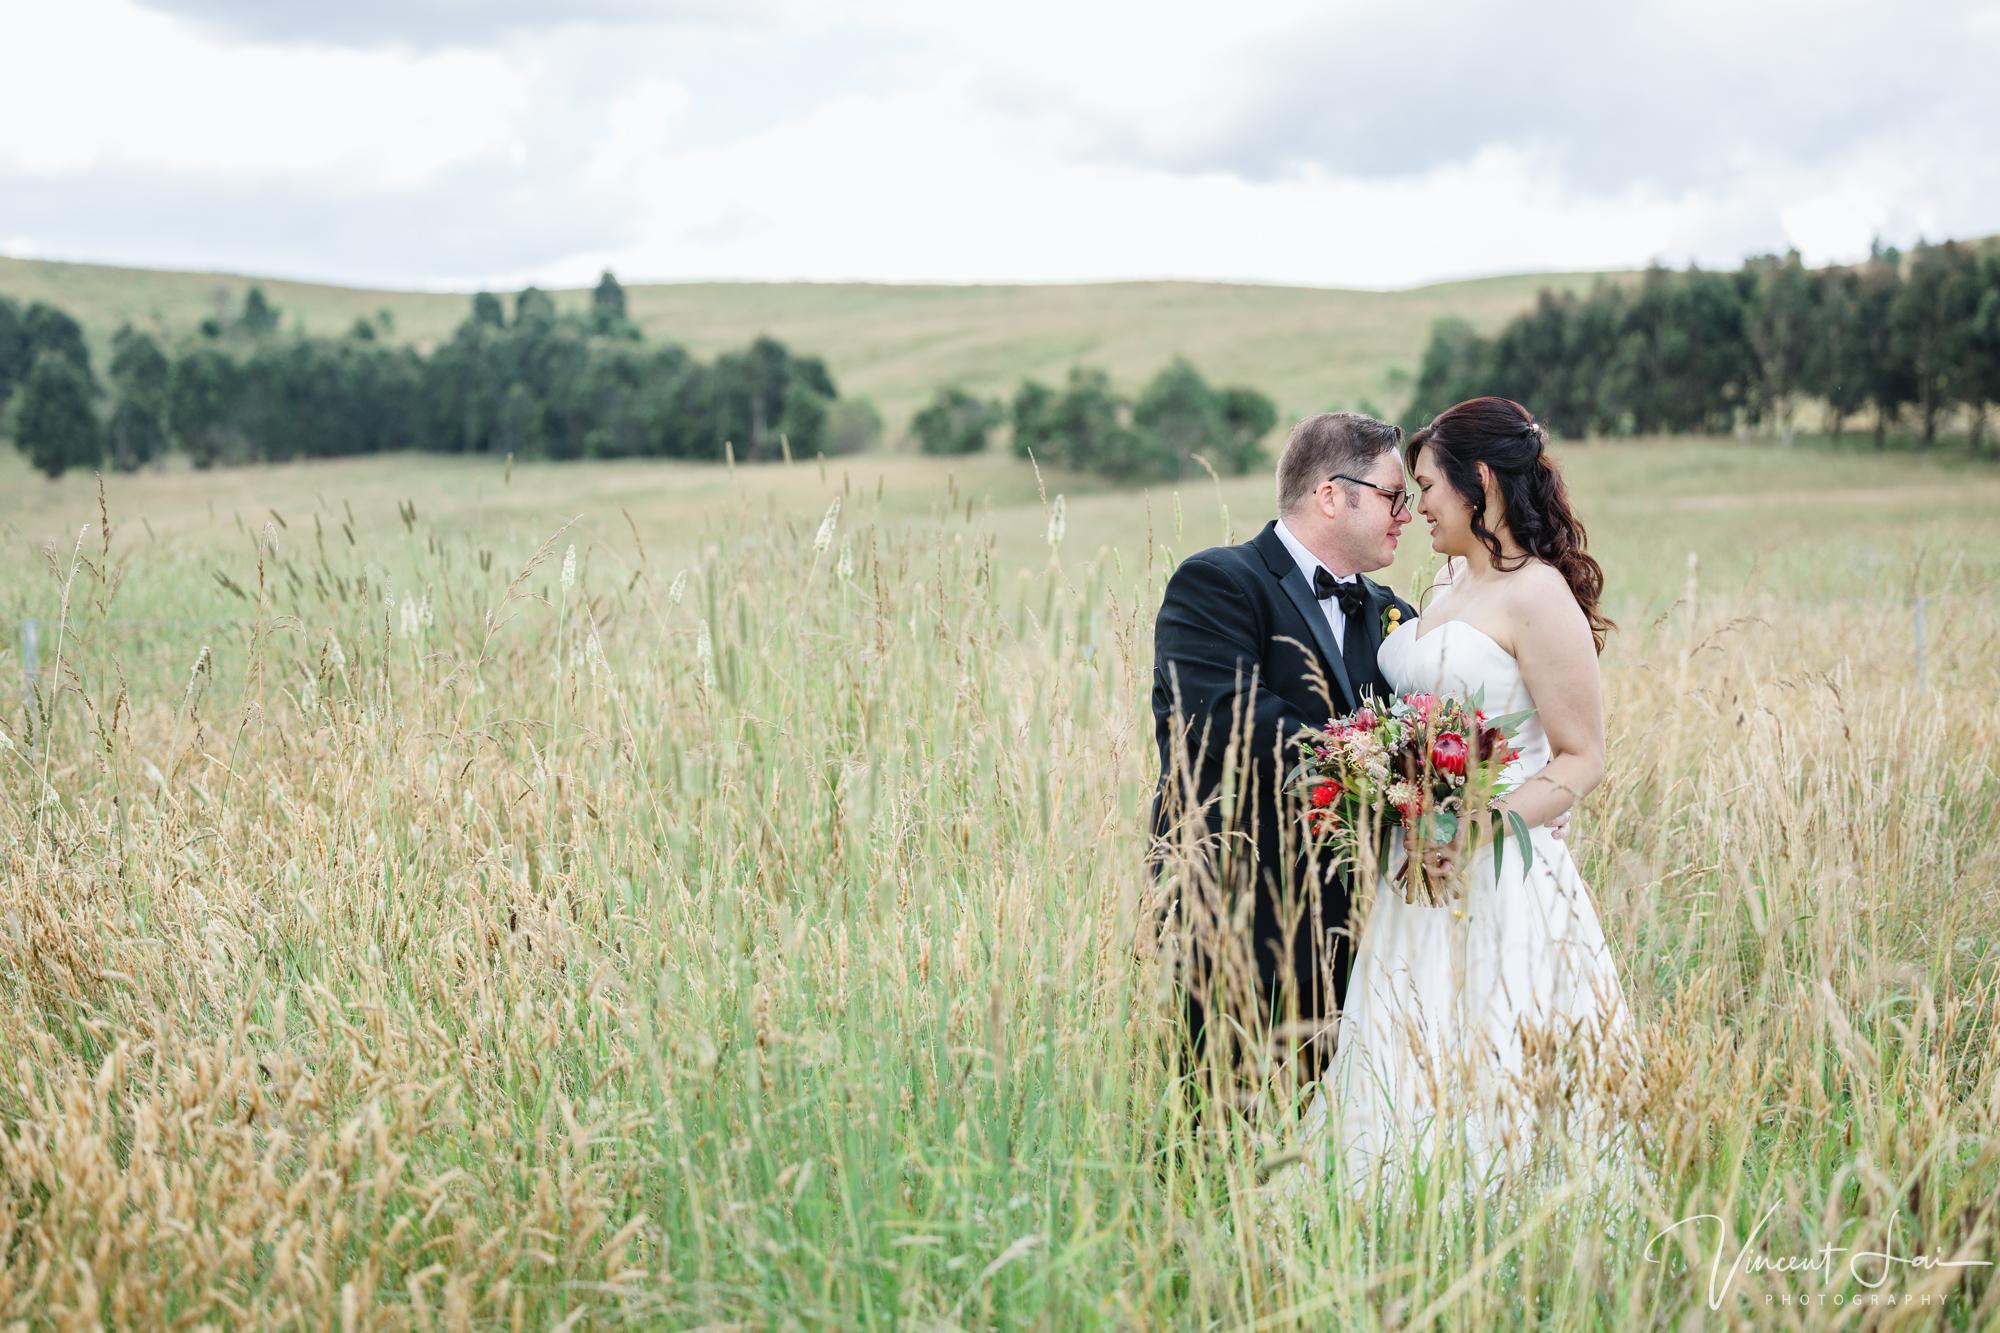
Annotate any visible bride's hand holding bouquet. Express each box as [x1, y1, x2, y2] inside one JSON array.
[[1291, 691, 1535, 909]]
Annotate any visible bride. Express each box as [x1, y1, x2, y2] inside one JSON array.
[[1318, 396, 1637, 1187]]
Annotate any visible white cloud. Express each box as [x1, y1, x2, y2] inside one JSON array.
[[1780, 189, 1889, 268], [570, 93, 1701, 288], [2, 0, 1997, 288], [587, 79, 694, 185], [0, 0, 529, 189]]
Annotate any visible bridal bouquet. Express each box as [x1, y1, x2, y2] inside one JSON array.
[[1289, 692, 1536, 907]]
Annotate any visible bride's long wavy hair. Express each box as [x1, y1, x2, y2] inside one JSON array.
[[1406, 397, 1614, 654]]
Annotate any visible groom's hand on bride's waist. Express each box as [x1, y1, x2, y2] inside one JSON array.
[[1547, 809, 1570, 841]]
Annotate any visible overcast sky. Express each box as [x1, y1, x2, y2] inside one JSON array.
[[3, 0, 1996, 291]]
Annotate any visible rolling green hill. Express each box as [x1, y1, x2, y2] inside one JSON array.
[[0, 257, 1626, 430]]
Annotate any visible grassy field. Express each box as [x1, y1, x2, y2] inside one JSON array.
[[1, 439, 1997, 1329], [3, 432, 1996, 621], [0, 256, 1626, 430]]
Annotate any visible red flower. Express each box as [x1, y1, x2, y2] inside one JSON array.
[[1405, 693, 1438, 721], [1431, 731, 1469, 777], [1311, 781, 1341, 808], [1352, 708, 1379, 730]]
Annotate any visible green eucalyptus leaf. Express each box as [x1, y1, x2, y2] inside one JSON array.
[[1508, 810, 1533, 870], [1484, 708, 1537, 734], [1422, 810, 1458, 845]]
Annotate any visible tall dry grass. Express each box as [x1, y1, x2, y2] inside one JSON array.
[[1, 478, 1995, 1330]]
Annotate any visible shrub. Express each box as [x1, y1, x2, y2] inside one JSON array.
[[824, 398, 884, 455], [1006, 361, 1277, 484], [911, 388, 1000, 455]]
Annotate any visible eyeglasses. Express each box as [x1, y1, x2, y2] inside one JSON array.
[[1329, 474, 1415, 520]]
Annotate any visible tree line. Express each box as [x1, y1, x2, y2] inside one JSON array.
[[910, 358, 1277, 484], [1405, 239, 2000, 454], [0, 273, 884, 479]]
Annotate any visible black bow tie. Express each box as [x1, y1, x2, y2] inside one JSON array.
[[1314, 568, 1369, 616]]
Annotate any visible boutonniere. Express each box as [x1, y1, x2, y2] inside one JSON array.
[[1381, 605, 1404, 638]]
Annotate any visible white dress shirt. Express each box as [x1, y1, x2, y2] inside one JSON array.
[[1273, 517, 1358, 653]]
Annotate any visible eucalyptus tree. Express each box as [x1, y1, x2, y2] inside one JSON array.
[[15, 351, 102, 478], [1400, 317, 1489, 430], [1743, 251, 1813, 443], [1891, 241, 1979, 449], [1485, 291, 1576, 433], [1611, 265, 1753, 435], [1952, 251, 2000, 457], [1803, 265, 1870, 442], [108, 325, 171, 471], [0, 297, 26, 413], [1856, 249, 1913, 449], [168, 346, 244, 468], [240, 286, 281, 337], [23, 301, 90, 373], [591, 270, 637, 338]]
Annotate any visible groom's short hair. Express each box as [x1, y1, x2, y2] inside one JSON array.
[[1276, 412, 1403, 516]]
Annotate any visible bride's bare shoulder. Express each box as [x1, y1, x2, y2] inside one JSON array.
[[1428, 557, 1466, 591], [1504, 560, 1591, 632]]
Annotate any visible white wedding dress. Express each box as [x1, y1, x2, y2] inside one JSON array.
[[1320, 619, 1637, 1190]]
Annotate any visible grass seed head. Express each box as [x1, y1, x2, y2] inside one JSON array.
[[814, 497, 841, 554]]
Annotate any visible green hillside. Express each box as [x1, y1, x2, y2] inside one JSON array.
[[0, 257, 1624, 430]]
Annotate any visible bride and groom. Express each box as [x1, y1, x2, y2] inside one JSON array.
[[1151, 399, 1634, 1183]]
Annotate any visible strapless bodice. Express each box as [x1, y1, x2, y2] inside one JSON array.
[[1377, 620, 1550, 788]]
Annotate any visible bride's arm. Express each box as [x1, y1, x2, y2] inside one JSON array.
[[1491, 565, 1605, 831]]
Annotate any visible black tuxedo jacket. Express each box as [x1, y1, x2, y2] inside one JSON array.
[[1150, 520, 1417, 1045]]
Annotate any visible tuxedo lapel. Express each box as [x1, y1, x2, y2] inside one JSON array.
[[1251, 524, 1354, 710], [1343, 578, 1396, 706], [1277, 569, 1353, 708], [1360, 577, 1390, 661]]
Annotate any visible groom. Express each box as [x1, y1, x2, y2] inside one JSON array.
[[1152, 412, 1416, 1084]]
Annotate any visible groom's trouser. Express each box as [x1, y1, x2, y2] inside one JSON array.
[[1173, 843, 1353, 1089]]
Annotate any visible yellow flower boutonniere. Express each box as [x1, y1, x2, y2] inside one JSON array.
[[1381, 605, 1404, 638]]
